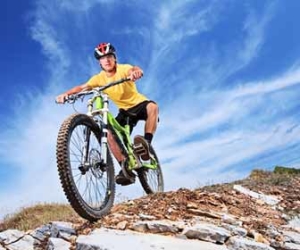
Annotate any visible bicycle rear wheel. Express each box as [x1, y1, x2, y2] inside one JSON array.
[[56, 114, 115, 221], [137, 144, 164, 194]]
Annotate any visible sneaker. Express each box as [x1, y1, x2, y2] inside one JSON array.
[[115, 170, 135, 186], [134, 135, 150, 161]]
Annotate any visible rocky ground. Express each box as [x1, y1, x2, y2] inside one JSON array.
[[90, 171, 300, 237], [1, 170, 300, 249], [61, 170, 299, 249]]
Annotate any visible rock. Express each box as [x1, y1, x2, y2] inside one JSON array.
[[248, 230, 270, 244], [5, 235, 35, 250], [265, 225, 281, 239], [59, 231, 74, 241], [50, 221, 76, 238], [147, 220, 184, 233], [282, 214, 291, 221], [0, 230, 25, 245], [221, 214, 242, 226], [76, 228, 227, 250], [131, 222, 148, 233], [182, 223, 231, 244], [132, 220, 184, 234], [0, 221, 76, 249], [288, 216, 300, 231], [138, 213, 156, 220], [187, 208, 222, 219], [226, 236, 275, 250], [187, 202, 199, 209], [282, 242, 300, 250], [116, 220, 128, 230], [269, 239, 282, 249], [283, 230, 300, 244], [30, 224, 51, 242], [222, 223, 247, 237], [233, 185, 280, 205], [47, 237, 71, 250], [254, 232, 270, 245]]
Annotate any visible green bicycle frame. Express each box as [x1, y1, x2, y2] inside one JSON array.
[[107, 113, 137, 170], [91, 94, 157, 170]]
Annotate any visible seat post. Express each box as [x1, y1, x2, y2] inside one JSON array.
[[125, 116, 130, 126]]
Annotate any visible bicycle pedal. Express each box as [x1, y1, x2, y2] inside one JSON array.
[[133, 143, 147, 156], [120, 162, 136, 181]]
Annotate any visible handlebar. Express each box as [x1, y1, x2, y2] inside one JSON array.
[[60, 77, 131, 104], [95, 77, 131, 92]]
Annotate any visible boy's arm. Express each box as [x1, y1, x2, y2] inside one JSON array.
[[55, 83, 91, 104]]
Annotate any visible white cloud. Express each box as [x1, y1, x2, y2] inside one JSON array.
[[152, 64, 300, 194], [158, 118, 300, 191], [155, 1, 219, 39], [233, 64, 300, 97], [155, 65, 300, 151], [238, 2, 276, 64], [56, 0, 110, 13]]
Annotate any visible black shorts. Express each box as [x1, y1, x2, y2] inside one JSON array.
[[116, 100, 157, 133]]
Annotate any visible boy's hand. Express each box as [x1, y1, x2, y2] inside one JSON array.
[[56, 93, 68, 104], [128, 66, 143, 81]]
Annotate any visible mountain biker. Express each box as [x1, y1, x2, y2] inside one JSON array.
[[56, 42, 159, 186]]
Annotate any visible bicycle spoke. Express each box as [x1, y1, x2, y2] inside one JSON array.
[[90, 174, 103, 207], [68, 126, 110, 209]]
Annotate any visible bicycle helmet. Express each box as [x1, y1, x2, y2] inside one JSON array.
[[94, 42, 116, 60]]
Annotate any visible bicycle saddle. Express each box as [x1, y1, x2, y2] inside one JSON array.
[[119, 109, 138, 118]]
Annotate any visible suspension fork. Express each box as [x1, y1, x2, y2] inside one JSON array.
[[81, 99, 95, 167], [86, 94, 109, 165], [79, 120, 92, 174], [99, 95, 109, 165], [82, 127, 91, 164]]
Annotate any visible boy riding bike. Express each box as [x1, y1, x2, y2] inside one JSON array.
[[56, 42, 159, 186]]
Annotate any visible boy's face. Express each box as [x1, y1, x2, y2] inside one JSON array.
[[99, 54, 116, 72]]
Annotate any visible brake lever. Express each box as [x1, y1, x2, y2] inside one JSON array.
[[66, 95, 76, 104]]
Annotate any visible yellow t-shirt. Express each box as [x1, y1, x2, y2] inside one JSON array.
[[86, 64, 148, 110]]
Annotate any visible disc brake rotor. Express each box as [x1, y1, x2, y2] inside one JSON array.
[[89, 149, 103, 178]]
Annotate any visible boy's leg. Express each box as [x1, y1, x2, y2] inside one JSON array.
[[116, 101, 159, 183], [134, 101, 159, 160], [144, 102, 159, 143]]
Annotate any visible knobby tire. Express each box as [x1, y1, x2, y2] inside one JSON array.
[[137, 144, 164, 194], [56, 113, 115, 221]]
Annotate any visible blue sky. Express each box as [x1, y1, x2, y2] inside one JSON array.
[[1, 0, 300, 218]]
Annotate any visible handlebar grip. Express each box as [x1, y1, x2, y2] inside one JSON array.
[[55, 98, 65, 104]]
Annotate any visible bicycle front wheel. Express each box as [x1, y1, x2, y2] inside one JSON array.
[[56, 113, 115, 221], [137, 144, 164, 194]]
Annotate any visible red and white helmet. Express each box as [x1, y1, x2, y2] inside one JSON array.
[[94, 42, 116, 60]]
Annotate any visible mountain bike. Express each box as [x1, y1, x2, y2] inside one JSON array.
[[56, 78, 164, 221]]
